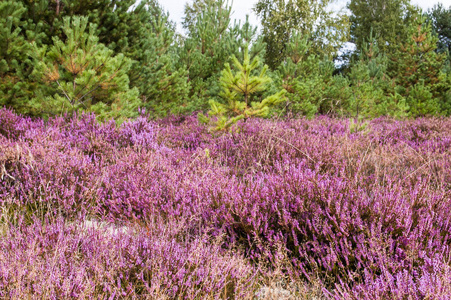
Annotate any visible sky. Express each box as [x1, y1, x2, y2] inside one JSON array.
[[159, 0, 451, 34]]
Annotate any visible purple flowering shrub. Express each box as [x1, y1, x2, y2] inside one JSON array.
[[0, 216, 257, 299], [1, 107, 451, 298]]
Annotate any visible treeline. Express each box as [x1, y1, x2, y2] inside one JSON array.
[[1, 0, 450, 124]]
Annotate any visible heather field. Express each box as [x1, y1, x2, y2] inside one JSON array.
[[1, 108, 451, 299]]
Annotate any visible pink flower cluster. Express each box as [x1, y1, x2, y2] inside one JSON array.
[[1, 108, 450, 299]]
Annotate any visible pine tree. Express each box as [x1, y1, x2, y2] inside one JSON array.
[[127, 6, 190, 116], [60, 0, 186, 113], [182, 0, 221, 34], [200, 46, 286, 130], [275, 32, 347, 117], [427, 4, 451, 56], [18, 0, 61, 47], [348, 38, 408, 119], [228, 16, 267, 62], [179, 1, 266, 112], [16, 0, 187, 117], [387, 14, 448, 116], [32, 16, 140, 122], [427, 3, 451, 112], [179, 0, 233, 105], [45, 0, 140, 54], [276, 33, 321, 117], [0, 1, 36, 115]]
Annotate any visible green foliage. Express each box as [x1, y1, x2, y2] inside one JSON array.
[[201, 47, 286, 130], [348, 0, 417, 54], [387, 14, 449, 116], [67, 0, 188, 117], [276, 33, 348, 117], [254, 0, 350, 69], [128, 6, 190, 116], [17, 0, 60, 47], [178, 0, 234, 110], [0, 1, 37, 115], [228, 16, 267, 63], [181, 0, 233, 76], [276, 32, 410, 119], [442, 88, 451, 115], [347, 39, 408, 119], [348, 118, 370, 134], [17, 0, 147, 51], [32, 16, 140, 122], [405, 81, 440, 116], [16, 0, 186, 117], [427, 4, 451, 56], [56, 0, 143, 54], [179, 1, 266, 112], [1, 0, 449, 121], [182, 0, 221, 34]]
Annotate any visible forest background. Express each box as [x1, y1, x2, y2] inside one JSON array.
[[1, 0, 450, 125]]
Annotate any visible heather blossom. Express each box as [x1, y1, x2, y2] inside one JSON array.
[[0, 108, 450, 299]]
